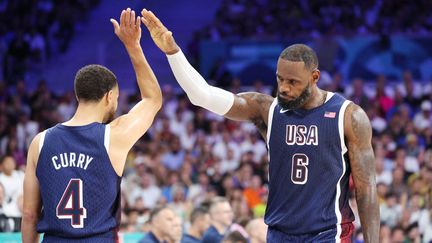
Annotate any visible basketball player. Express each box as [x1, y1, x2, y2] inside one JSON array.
[[141, 9, 379, 242], [21, 9, 162, 242]]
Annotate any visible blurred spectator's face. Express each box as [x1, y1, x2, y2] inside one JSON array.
[[211, 201, 234, 227], [392, 168, 404, 183], [251, 175, 262, 189], [276, 59, 316, 110], [380, 225, 391, 240], [391, 229, 405, 243], [408, 226, 420, 240], [197, 213, 211, 234], [152, 208, 176, 237], [377, 183, 388, 197], [386, 196, 396, 207], [167, 216, 182, 242], [198, 173, 209, 186], [1, 156, 16, 175], [140, 173, 152, 187]]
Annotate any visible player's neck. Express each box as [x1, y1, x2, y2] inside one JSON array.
[[302, 88, 327, 110], [65, 103, 105, 126]]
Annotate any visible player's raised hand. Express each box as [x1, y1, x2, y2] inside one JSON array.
[[141, 9, 179, 55], [110, 8, 141, 47]]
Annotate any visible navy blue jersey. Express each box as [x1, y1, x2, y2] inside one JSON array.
[[264, 92, 355, 236], [36, 122, 121, 242]]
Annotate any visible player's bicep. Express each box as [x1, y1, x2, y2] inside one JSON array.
[[224, 92, 273, 123], [344, 104, 375, 187]]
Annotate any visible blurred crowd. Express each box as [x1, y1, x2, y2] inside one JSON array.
[[0, 0, 100, 85], [194, 0, 432, 41], [0, 68, 431, 242]]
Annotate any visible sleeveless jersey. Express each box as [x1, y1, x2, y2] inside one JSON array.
[[36, 122, 121, 242], [264, 92, 355, 236]]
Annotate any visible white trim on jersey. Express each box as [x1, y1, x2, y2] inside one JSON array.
[[325, 92, 335, 103], [39, 130, 47, 153], [266, 98, 278, 149], [104, 125, 110, 153], [334, 100, 351, 242]]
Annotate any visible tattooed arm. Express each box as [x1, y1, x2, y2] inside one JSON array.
[[224, 92, 274, 138], [344, 103, 380, 243]]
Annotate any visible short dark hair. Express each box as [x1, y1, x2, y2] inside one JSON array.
[[0, 155, 12, 165], [279, 44, 318, 71], [74, 64, 118, 102], [209, 196, 229, 211], [190, 206, 209, 224], [148, 205, 171, 223], [222, 231, 248, 243]]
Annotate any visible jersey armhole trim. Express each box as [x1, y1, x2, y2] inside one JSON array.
[[104, 125, 110, 153], [325, 92, 335, 103], [266, 98, 278, 148], [39, 130, 47, 153]]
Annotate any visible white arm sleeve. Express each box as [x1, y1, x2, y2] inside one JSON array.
[[167, 50, 235, 116]]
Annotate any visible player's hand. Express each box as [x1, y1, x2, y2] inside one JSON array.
[[110, 8, 141, 47], [141, 9, 179, 55]]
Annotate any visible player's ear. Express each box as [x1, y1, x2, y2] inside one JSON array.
[[312, 69, 320, 84], [104, 90, 114, 105]]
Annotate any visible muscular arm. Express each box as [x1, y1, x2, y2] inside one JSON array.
[[225, 92, 274, 137], [140, 10, 274, 135], [22, 134, 42, 243], [344, 103, 379, 243], [109, 9, 162, 175]]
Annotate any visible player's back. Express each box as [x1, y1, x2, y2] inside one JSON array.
[[36, 122, 121, 242]]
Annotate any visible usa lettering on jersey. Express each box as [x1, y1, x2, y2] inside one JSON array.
[[285, 125, 318, 146]]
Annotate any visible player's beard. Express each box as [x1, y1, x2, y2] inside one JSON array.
[[103, 106, 116, 124], [277, 83, 311, 110]]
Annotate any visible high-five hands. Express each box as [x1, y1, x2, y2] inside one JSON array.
[[140, 9, 180, 55], [111, 8, 141, 47]]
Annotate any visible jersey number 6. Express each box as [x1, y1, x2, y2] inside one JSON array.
[[291, 153, 309, 184], [56, 178, 87, 228]]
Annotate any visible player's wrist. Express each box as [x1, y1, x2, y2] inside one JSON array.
[[165, 46, 180, 55]]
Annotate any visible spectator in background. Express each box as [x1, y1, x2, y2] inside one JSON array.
[[128, 168, 161, 209], [221, 230, 248, 243], [139, 206, 177, 243], [202, 197, 234, 243], [181, 206, 211, 243], [166, 215, 183, 243], [390, 226, 405, 243], [413, 100, 432, 132], [162, 137, 185, 171], [245, 218, 267, 243], [380, 192, 402, 228], [0, 155, 23, 218], [349, 78, 370, 110], [0, 182, 17, 232]]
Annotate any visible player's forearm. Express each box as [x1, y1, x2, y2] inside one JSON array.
[[355, 184, 380, 243], [125, 44, 162, 104], [166, 49, 234, 115], [21, 215, 40, 243]]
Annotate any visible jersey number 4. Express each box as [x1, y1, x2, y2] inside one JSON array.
[[56, 179, 87, 228], [291, 153, 309, 184]]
